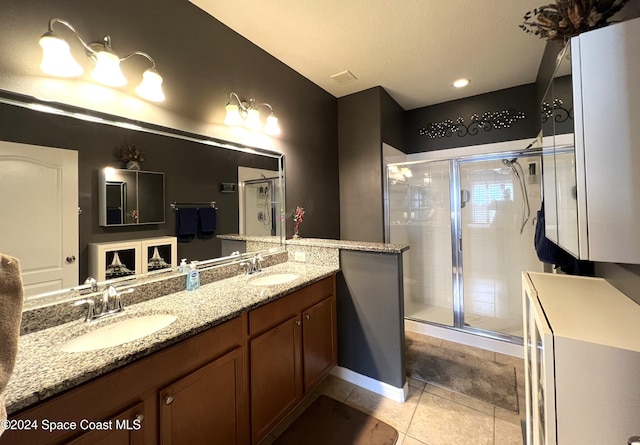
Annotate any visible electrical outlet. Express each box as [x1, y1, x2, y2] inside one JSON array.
[[293, 251, 306, 262]]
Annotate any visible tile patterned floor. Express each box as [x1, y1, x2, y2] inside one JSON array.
[[260, 332, 525, 445]]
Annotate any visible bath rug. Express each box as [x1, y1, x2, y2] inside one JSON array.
[[273, 395, 398, 445], [406, 331, 519, 412]]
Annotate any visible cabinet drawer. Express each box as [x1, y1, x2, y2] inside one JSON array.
[[249, 276, 334, 336]]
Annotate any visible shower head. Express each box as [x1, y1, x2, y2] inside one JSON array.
[[259, 174, 271, 190]]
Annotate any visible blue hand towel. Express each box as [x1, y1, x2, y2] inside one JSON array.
[[198, 207, 217, 239], [176, 208, 198, 242], [106, 208, 122, 225]]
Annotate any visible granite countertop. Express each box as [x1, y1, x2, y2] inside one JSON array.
[[216, 234, 282, 243], [285, 238, 410, 254], [216, 234, 409, 254], [5, 261, 338, 415]]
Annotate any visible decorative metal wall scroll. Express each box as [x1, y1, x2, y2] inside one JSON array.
[[541, 98, 573, 123], [419, 108, 526, 139]]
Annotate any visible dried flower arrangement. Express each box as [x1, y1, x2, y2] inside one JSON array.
[[118, 143, 145, 163], [520, 0, 631, 42], [113, 143, 146, 170], [293, 206, 305, 239]]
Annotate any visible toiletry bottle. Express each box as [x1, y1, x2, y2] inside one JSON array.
[[179, 258, 188, 273], [186, 261, 200, 291]]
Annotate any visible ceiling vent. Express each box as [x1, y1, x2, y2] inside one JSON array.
[[329, 70, 357, 84]]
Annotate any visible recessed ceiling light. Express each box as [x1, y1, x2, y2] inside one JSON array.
[[452, 78, 470, 88]]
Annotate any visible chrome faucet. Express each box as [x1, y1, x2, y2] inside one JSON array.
[[84, 277, 98, 292], [73, 286, 133, 322], [239, 254, 264, 275], [74, 298, 96, 322]]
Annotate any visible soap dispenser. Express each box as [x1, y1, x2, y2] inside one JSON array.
[[178, 258, 188, 273], [186, 261, 200, 291]]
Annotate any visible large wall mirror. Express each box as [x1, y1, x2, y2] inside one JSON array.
[[0, 90, 285, 301]]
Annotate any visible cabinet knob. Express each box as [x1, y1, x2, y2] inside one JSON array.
[[305, 314, 310, 320], [134, 414, 144, 422], [165, 395, 174, 405], [295, 320, 301, 326], [66, 255, 76, 263]]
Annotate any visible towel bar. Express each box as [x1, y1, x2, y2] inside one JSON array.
[[170, 201, 217, 210]]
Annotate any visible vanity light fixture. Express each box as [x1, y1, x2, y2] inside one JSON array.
[[452, 78, 470, 88], [224, 92, 280, 135], [38, 18, 165, 102]]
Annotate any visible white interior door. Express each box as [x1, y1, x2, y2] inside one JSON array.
[[0, 141, 78, 297]]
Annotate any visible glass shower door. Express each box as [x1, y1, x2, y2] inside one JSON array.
[[387, 160, 454, 326], [458, 156, 544, 337]]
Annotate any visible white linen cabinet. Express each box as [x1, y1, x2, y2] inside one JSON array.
[[522, 272, 640, 445], [543, 17, 640, 263], [88, 236, 177, 281]]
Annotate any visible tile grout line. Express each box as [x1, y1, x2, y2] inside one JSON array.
[[493, 410, 497, 445], [341, 385, 356, 404], [402, 388, 425, 435]]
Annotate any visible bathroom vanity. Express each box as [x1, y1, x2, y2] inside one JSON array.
[[3, 234, 409, 445], [1, 262, 337, 445]]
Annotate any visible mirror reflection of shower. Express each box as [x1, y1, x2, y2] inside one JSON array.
[[238, 166, 280, 237], [255, 175, 274, 227]]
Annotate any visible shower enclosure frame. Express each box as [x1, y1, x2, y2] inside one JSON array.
[[385, 148, 543, 344], [242, 176, 279, 236]]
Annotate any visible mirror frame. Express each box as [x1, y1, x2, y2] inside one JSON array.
[[0, 89, 286, 305]]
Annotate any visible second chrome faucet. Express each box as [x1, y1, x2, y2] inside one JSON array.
[[74, 286, 134, 322], [239, 254, 264, 275]]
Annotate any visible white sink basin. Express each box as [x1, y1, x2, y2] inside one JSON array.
[[249, 273, 299, 286], [60, 314, 177, 353]]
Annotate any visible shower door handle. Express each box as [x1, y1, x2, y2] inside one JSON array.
[[460, 189, 470, 208]]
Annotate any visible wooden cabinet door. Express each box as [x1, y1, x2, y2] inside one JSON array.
[[302, 296, 337, 393], [159, 347, 245, 445], [250, 315, 302, 444], [66, 402, 145, 445]]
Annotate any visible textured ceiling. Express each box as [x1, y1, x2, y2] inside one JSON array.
[[189, 0, 548, 110]]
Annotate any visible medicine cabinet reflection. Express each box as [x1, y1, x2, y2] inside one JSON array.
[[99, 167, 165, 226]]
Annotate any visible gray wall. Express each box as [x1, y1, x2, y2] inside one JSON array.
[[337, 250, 406, 388], [338, 88, 385, 242], [380, 88, 405, 150], [338, 87, 405, 242], [404, 84, 540, 153], [0, 0, 340, 246]]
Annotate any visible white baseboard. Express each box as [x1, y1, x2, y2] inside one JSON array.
[[405, 319, 524, 358], [331, 366, 409, 403]]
